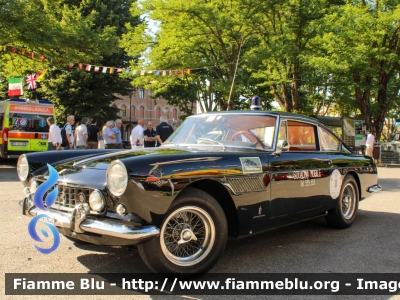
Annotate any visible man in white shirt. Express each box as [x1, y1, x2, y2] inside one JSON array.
[[75, 117, 89, 149], [130, 119, 145, 148], [47, 117, 62, 151], [365, 130, 375, 157], [62, 115, 75, 150]]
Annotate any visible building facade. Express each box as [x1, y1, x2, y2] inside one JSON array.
[[112, 88, 181, 141]]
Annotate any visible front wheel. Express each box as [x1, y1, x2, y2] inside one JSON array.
[[138, 188, 228, 274], [325, 175, 359, 229]]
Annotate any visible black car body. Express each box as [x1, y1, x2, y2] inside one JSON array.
[[18, 110, 381, 274]]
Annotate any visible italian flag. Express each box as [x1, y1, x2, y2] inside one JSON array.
[[8, 78, 23, 96]]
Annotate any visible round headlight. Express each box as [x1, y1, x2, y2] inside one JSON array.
[[106, 162, 128, 197], [89, 190, 105, 212], [17, 155, 29, 181]]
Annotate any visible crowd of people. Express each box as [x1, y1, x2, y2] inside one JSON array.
[[47, 115, 174, 151]]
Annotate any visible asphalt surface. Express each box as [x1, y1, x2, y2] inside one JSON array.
[[0, 159, 399, 300]]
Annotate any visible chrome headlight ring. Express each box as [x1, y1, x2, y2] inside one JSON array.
[[106, 161, 128, 197], [17, 154, 29, 181]]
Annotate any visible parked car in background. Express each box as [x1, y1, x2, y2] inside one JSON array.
[[18, 106, 381, 274]]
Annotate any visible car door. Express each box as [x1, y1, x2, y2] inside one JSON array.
[[269, 119, 332, 224]]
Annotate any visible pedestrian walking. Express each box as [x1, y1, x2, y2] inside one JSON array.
[[112, 119, 123, 149], [130, 119, 144, 148], [365, 130, 375, 157], [103, 121, 117, 149], [47, 117, 62, 151], [156, 116, 174, 146], [143, 121, 157, 147], [75, 117, 89, 149], [87, 118, 100, 149]]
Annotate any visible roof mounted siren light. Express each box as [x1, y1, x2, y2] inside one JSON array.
[[250, 95, 262, 110]]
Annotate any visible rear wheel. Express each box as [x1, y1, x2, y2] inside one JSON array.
[[138, 188, 228, 274], [325, 175, 359, 229]]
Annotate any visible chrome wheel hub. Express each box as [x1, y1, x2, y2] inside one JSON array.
[[341, 183, 356, 220]]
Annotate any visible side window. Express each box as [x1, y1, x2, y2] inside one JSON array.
[[318, 127, 340, 151], [278, 120, 287, 141], [287, 120, 317, 151]]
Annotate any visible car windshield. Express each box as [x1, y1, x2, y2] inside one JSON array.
[[166, 113, 277, 149]]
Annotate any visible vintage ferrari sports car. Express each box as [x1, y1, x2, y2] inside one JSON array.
[[18, 108, 381, 274]]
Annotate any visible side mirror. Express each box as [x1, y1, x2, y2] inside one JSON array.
[[274, 139, 289, 155]]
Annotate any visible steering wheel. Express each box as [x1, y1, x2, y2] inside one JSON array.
[[231, 131, 265, 148]]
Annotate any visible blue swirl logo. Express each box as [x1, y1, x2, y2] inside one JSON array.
[[28, 164, 61, 254]]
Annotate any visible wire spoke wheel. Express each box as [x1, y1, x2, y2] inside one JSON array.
[[341, 182, 356, 220], [161, 206, 215, 266]]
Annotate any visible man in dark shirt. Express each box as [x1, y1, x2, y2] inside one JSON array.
[[156, 116, 174, 146], [143, 121, 157, 147], [87, 119, 100, 149]]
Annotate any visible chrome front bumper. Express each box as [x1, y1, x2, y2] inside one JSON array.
[[367, 184, 382, 193], [22, 196, 160, 243]]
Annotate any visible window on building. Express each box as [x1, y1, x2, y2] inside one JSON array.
[[120, 105, 126, 117], [172, 108, 178, 120], [132, 106, 136, 118], [139, 88, 145, 99], [140, 106, 145, 118], [155, 107, 161, 119]]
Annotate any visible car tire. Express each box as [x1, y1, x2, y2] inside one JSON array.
[[325, 175, 359, 229], [138, 188, 228, 274]]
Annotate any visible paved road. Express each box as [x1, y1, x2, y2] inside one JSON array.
[[1, 160, 399, 299]]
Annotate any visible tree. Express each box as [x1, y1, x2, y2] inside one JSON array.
[[313, 0, 400, 140], [36, 0, 140, 124]]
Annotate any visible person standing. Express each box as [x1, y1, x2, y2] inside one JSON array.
[[365, 130, 375, 157], [112, 119, 123, 149], [103, 121, 117, 149], [62, 115, 75, 150], [130, 119, 144, 148], [156, 116, 174, 146], [143, 121, 157, 147], [87, 118, 100, 149], [47, 117, 62, 151], [75, 117, 89, 149]]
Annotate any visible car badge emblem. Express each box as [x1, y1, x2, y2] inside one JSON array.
[[77, 192, 86, 203]]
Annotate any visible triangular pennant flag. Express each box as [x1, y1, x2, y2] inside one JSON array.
[[39, 54, 46, 61], [36, 69, 48, 82], [186, 69, 191, 74], [174, 70, 178, 76], [125, 68, 130, 74], [78, 63, 83, 69], [85, 64, 92, 71], [30, 52, 35, 59], [8, 78, 23, 96], [11, 47, 17, 54], [180, 70, 184, 75], [156, 70, 160, 76], [21, 49, 26, 55], [162, 70, 167, 76], [132, 70, 138, 76], [50, 58, 54, 63], [109, 67, 114, 74], [140, 70, 145, 76], [102, 67, 108, 73], [59, 59, 63, 64], [94, 66, 100, 72], [68, 63, 74, 69], [116, 68, 122, 73]]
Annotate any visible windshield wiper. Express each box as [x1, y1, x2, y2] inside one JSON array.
[[197, 138, 227, 151]]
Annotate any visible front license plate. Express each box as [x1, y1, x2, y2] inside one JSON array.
[[10, 141, 28, 147], [39, 216, 55, 225]]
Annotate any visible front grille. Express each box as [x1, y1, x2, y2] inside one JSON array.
[[37, 181, 94, 210], [226, 176, 266, 194]]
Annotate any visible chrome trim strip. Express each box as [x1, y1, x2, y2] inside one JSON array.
[[367, 184, 382, 193]]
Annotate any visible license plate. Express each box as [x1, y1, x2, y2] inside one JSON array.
[[39, 216, 55, 225], [10, 141, 28, 147]]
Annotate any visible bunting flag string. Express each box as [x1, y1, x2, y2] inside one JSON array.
[[3, 44, 232, 79]]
